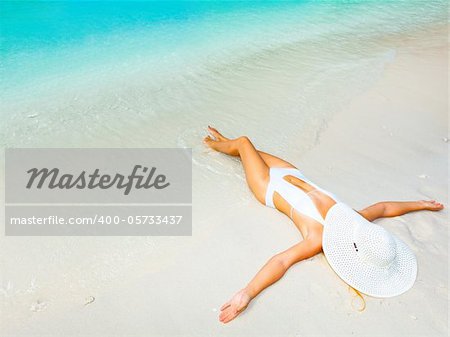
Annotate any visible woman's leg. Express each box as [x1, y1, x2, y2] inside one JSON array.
[[207, 126, 296, 169], [359, 200, 445, 221], [204, 132, 269, 203]]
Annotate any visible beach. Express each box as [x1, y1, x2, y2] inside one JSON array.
[[0, 1, 448, 336]]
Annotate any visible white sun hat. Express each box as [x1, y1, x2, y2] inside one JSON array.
[[322, 202, 417, 298]]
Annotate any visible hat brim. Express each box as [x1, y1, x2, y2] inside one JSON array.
[[322, 203, 417, 298]]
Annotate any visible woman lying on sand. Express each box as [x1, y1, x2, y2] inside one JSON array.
[[203, 126, 444, 324]]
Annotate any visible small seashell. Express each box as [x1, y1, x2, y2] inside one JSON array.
[[443, 137, 449, 143], [84, 296, 95, 306], [410, 315, 417, 320], [418, 174, 429, 179], [27, 114, 38, 119], [30, 300, 47, 312]]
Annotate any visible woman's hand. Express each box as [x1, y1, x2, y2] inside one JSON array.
[[219, 288, 252, 324]]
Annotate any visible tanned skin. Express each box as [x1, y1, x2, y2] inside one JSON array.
[[203, 126, 444, 324]]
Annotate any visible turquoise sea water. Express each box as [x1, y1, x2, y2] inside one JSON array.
[[0, 1, 447, 149], [2, 0, 445, 193], [1, 1, 446, 90]]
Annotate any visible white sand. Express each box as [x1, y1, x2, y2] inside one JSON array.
[[1, 28, 447, 336]]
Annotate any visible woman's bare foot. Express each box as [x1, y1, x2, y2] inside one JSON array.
[[219, 288, 251, 324], [419, 200, 444, 211], [203, 134, 215, 146], [203, 125, 223, 149], [207, 125, 230, 141]]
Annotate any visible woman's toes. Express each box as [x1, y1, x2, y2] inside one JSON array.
[[207, 126, 220, 138], [208, 125, 228, 141], [203, 136, 218, 150]]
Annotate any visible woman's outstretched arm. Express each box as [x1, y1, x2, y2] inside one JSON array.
[[219, 236, 322, 324], [358, 200, 444, 222]]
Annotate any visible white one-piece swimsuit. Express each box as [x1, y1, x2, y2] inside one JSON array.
[[265, 167, 339, 226]]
